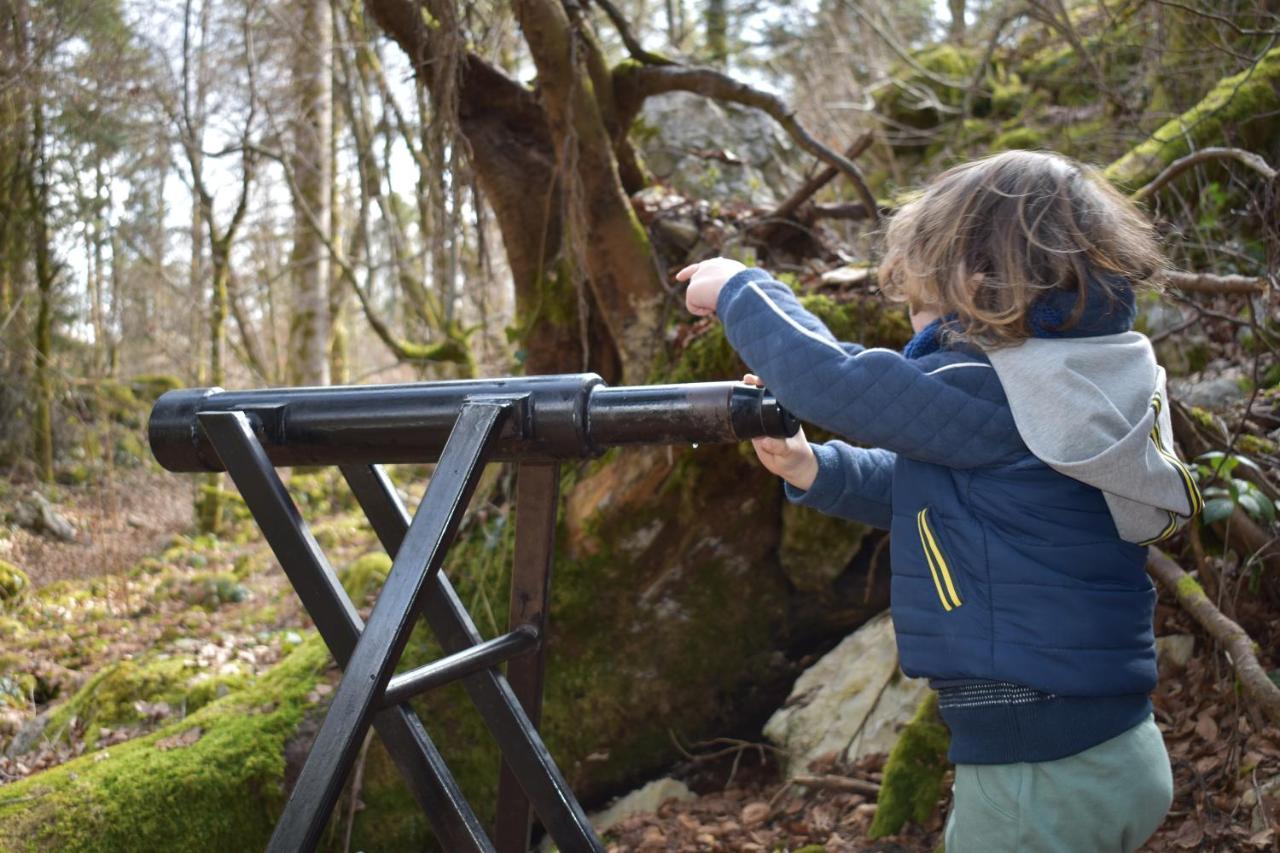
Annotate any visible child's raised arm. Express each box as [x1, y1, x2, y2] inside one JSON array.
[[681, 262, 1026, 469]]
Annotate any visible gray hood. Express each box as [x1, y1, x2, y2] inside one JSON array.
[[986, 332, 1202, 544]]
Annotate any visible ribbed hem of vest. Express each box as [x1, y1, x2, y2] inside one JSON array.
[[932, 679, 1153, 764]]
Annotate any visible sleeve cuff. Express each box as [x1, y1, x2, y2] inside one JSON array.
[[716, 267, 776, 317], [783, 442, 844, 512]]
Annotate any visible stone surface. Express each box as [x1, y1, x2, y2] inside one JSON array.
[[764, 611, 929, 776], [635, 91, 800, 205], [1155, 633, 1195, 669], [12, 492, 77, 543], [4, 712, 48, 758], [1170, 367, 1249, 411], [537, 777, 696, 851]]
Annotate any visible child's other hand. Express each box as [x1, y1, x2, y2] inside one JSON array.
[[677, 257, 747, 316], [742, 374, 817, 491]]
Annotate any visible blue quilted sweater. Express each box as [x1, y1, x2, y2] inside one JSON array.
[[717, 268, 1157, 764]]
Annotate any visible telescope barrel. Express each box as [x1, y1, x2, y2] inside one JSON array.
[[148, 374, 799, 473]]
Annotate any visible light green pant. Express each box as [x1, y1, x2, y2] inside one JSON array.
[[944, 716, 1173, 853]]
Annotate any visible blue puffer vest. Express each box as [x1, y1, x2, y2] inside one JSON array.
[[716, 269, 1157, 763]]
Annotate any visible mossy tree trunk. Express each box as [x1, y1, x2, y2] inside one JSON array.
[[26, 2, 55, 484]]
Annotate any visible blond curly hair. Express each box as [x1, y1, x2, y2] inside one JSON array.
[[877, 150, 1167, 347]]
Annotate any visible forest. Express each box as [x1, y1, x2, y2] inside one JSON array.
[[0, 0, 1277, 850]]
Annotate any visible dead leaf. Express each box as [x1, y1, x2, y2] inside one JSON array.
[[1196, 711, 1219, 742], [1247, 828, 1275, 849], [741, 801, 770, 826], [1174, 819, 1205, 849]]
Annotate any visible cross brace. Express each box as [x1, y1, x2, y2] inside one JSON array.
[[198, 401, 603, 853]]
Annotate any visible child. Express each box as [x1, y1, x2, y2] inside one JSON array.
[[678, 150, 1195, 852]]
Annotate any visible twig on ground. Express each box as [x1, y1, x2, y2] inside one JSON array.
[[792, 774, 881, 796], [1147, 547, 1280, 725]]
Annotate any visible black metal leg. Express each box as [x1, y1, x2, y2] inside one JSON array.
[[198, 411, 494, 853], [495, 461, 560, 853], [342, 464, 604, 853], [266, 401, 514, 853]]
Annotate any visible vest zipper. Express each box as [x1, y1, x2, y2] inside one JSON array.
[[917, 507, 963, 611]]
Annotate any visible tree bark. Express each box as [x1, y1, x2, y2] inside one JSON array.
[[23, 0, 54, 483], [287, 0, 334, 387]]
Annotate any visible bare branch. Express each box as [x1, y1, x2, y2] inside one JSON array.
[[767, 133, 874, 222], [1164, 270, 1269, 295], [1147, 547, 1280, 725], [1149, 0, 1280, 37], [626, 65, 880, 222], [1131, 146, 1279, 202], [589, 0, 674, 66]]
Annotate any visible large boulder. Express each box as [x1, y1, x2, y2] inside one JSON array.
[[633, 91, 801, 206], [763, 610, 930, 776]]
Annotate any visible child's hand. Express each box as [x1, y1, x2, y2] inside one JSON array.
[[742, 374, 817, 491], [677, 257, 748, 316]]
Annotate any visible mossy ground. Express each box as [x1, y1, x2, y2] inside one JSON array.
[[0, 638, 330, 852]]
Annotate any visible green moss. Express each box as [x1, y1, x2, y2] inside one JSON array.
[[1176, 574, 1206, 601], [129, 374, 183, 400], [0, 560, 29, 607], [868, 691, 950, 838], [990, 72, 1030, 119], [338, 552, 392, 606], [992, 126, 1044, 151], [780, 503, 869, 593], [876, 45, 984, 138], [157, 572, 248, 610], [1106, 47, 1280, 189], [0, 638, 329, 852], [55, 464, 93, 485], [44, 653, 252, 748], [1236, 435, 1277, 457], [1187, 406, 1226, 437]]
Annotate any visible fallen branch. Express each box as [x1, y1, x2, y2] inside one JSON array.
[[1147, 547, 1280, 725], [1131, 147, 1278, 203], [767, 133, 875, 223], [1165, 270, 1269, 295], [792, 774, 881, 797]]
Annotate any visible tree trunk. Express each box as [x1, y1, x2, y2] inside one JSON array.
[[26, 2, 54, 483], [704, 0, 727, 64], [287, 0, 334, 387]]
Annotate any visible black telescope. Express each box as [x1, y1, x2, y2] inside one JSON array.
[[149, 373, 800, 853], [148, 373, 799, 472]]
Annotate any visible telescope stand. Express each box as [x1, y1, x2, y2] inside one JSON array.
[[198, 400, 603, 853]]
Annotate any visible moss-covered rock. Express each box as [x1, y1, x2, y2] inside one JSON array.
[[338, 552, 391, 606], [0, 638, 329, 852], [875, 44, 985, 148], [44, 653, 252, 748], [0, 560, 29, 608], [779, 502, 869, 593], [868, 691, 950, 838]]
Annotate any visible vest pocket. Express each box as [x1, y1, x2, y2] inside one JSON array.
[[917, 507, 964, 612]]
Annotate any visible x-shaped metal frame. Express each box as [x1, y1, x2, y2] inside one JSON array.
[[198, 397, 603, 853]]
